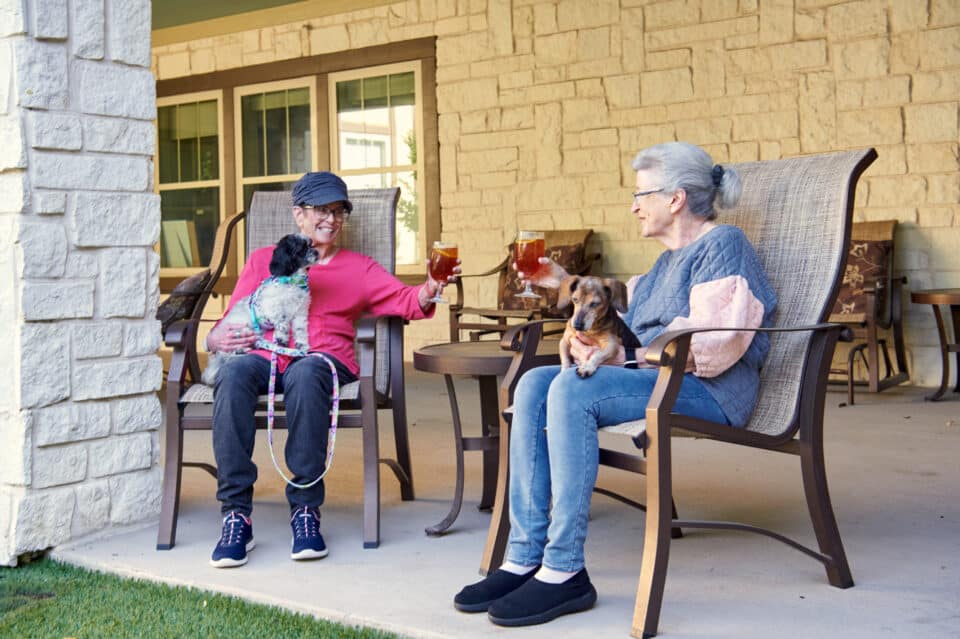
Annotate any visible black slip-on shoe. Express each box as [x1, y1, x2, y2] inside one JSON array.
[[487, 568, 597, 627], [454, 567, 539, 613]]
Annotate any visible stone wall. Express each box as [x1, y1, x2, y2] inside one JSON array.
[[153, 0, 959, 387], [0, 0, 160, 565]]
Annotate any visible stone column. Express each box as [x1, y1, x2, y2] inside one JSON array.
[[0, 0, 160, 566]]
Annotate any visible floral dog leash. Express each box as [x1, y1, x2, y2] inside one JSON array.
[[248, 275, 339, 490]]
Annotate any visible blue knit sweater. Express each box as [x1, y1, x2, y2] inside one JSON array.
[[624, 225, 778, 426]]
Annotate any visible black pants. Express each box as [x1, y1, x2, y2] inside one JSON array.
[[211, 353, 357, 516]]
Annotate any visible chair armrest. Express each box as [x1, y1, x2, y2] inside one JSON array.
[[499, 318, 565, 352], [356, 316, 378, 343], [638, 322, 852, 448], [643, 323, 851, 367], [163, 320, 193, 349], [451, 255, 511, 310]]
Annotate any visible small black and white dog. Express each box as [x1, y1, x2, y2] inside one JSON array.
[[202, 234, 319, 385]]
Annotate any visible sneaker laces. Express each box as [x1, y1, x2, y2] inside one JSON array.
[[220, 512, 249, 545], [291, 506, 320, 540]]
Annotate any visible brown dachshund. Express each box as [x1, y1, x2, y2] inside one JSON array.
[[557, 275, 642, 378]]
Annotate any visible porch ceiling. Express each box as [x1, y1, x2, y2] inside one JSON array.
[[153, 0, 303, 30]]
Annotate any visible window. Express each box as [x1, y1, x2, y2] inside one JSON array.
[[155, 38, 438, 285], [329, 61, 425, 270], [235, 78, 318, 213], [156, 91, 224, 271]]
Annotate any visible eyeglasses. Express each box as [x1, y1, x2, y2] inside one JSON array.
[[632, 188, 664, 201], [299, 204, 349, 221]]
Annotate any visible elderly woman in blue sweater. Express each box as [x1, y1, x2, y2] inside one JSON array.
[[454, 142, 778, 627]]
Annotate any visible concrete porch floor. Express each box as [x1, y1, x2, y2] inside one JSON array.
[[53, 366, 960, 639]]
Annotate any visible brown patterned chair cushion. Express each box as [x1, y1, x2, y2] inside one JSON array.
[[157, 269, 211, 335], [830, 239, 891, 323], [499, 243, 584, 316]]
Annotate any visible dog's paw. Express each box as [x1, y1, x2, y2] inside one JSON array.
[[576, 362, 597, 377]]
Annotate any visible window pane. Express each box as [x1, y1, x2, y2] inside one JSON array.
[[199, 136, 218, 181], [241, 94, 266, 177], [394, 169, 419, 266], [394, 104, 416, 168], [389, 72, 415, 106], [159, 188, 219, 268], [242, 181, 297, 213], [264, 100, 288, 175], [363, 75, 388, 108], [177, 103, 199, 182], [158, 99, 219, 184], [337, 79, 361, 112], [198, 100, 219, 180], [157, 106, 179, 184], [288, 88, 311, 174]]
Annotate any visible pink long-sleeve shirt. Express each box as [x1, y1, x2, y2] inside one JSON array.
[[216, 246, 433, 375]]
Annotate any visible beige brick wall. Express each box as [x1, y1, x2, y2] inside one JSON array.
[[154, 0, 960, 388]]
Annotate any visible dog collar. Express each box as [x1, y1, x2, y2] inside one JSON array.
[[270, 272, 309, 290]]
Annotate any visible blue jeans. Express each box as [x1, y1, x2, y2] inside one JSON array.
[[211, 353, 357, 516], [506, 365, 728, 572]]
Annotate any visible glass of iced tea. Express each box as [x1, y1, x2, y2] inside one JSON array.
[[427, 241, 458, 303], [514, 231, 545, 299]]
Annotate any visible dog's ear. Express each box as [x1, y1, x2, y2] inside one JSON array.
[[557, 276, 580, 311], [603, 278, 630, 313], [270, 235, 300, 276]]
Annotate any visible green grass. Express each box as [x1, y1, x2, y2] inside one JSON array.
[[0, 557, 402, 639]]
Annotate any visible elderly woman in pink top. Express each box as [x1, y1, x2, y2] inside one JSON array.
[[204, 171, 452, 568]]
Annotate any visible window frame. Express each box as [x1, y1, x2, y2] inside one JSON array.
[[233, 76, 319, 266], [155, 89, 226, 280], [328, 60, 426, 275], [155, 38, 438, 290]]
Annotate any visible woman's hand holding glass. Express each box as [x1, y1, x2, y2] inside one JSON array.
[[513, 255, 569, 291], [424, 241, 461, 305]]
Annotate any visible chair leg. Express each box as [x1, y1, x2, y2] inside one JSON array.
[[391, 402, 415, 501], [361, 379, 381, 549], [156, 417, 184, 550], [799, 442, 854, 588], [865, 324, 881, 393], [632, 418, 674, 639], [389, 326, 414, 501]]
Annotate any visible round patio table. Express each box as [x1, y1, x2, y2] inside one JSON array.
[[910, 288, 960, 401], [413, 339, 558, 538]]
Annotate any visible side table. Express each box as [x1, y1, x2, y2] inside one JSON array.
[[412, 338, 558, 557], [910, 288, 960, 401]]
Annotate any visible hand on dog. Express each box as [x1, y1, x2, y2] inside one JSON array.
[[206, 323, 258, 354], [570, 333, 627, 369], [513, 257, 569, 290]]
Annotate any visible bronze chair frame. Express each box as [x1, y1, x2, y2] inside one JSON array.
[[157, 188, 414, 551], [829, 220, 909, 405], [479, 149, 877, 637]]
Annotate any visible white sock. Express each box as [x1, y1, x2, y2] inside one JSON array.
[[535, 566, 578, 584], [500, 561, 537, 576]]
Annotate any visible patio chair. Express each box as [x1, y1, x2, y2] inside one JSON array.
[[828, 220, 909, 405], [156, 187, 414, 551], [483, 149, 877, 637], [448, 230, 600, 342]]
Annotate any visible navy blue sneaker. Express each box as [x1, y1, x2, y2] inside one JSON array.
[[210, 511, 255, 568], [290, 505, 328, 560]]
